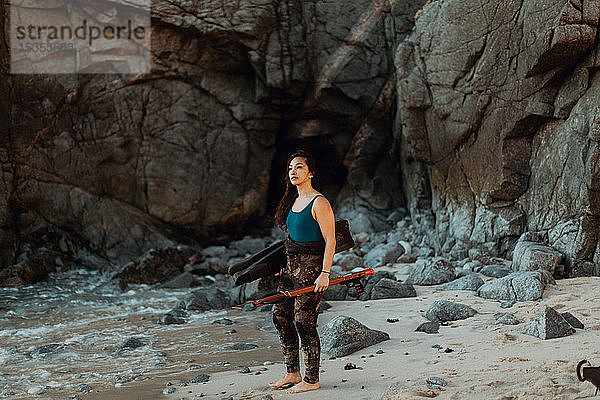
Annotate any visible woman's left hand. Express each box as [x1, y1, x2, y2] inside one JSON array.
[[314, 273, 330, 292]]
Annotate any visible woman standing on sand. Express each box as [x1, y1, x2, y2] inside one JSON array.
[[268, 149, 336, 394]]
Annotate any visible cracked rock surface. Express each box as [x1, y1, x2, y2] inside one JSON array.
[[0, 0, 425, 283], [396, 0, 600, 275]]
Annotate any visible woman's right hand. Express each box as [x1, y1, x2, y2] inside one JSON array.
[[274, 268, 284, 276]]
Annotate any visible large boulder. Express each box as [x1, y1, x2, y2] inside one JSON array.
[[114, 247, 192, 288], [522, 307, 575, 340], [477, 270, 555, 301], [334, 253, 364, 271], [358, 270, 398, 300], [228, 237, 267, 257], [319, 315, 390, 357], [406, 257, 456, 285], [512, 236, 564, 275], [370, 278, 417, 300], [159, 272, 197, 289], [363, 242, 405, 267], [492, 313, 519, 325], [179, 287, 233, 312], [479, 264, 512, 278], [228, 275, 280, 305], [322, 267, 350, 301], [425, 300, 477, 322], [0, 247, 58, 286]]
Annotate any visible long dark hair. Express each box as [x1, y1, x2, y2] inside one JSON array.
[[274, 150, 317, 228]]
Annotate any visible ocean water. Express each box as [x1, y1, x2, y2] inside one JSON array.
[[0, 268, 281, 399]]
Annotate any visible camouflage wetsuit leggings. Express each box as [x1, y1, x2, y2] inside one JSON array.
[[272, 253, 323, 384]]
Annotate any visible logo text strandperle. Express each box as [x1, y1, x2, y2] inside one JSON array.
[[15, 20, 146, 46]]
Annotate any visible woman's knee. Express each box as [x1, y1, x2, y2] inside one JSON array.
[[273, 309, 294, 332], [295, 314, 318, 336]]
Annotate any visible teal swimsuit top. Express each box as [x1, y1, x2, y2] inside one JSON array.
[[286, 195, 325, 242]]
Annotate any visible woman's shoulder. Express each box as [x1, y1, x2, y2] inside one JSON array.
[[313, 192, 328, 202], [312, 193, 331, 209]]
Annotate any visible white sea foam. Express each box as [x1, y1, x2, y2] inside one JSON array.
[[0, 323, 64, 338]]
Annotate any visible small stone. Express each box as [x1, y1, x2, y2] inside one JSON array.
[[27, 386, 46, 395], [260, 396, 274, 400], [162, 387, 176, 394], [415, 321, 440, 334], [376, 349, 384, 354], [239, 366, 250, 373], [119, 337, 146, 350], [426, 377, 447, 386], [189, 374, 210, 383], [227, 343, 258, 351], [212, 318, 234, 325], [159, 309, 188, 325], [77, 383, 92, 393], [427, 383, 444, 390], [224, 329, 236, 334], [493, 312, 519, 325]]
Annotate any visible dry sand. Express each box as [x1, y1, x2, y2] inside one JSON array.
[[166, 266, 600, 400]]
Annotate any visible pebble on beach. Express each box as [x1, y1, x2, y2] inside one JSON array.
[[162, 387, 176, 394]]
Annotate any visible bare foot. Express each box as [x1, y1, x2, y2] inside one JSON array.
[[285, 380, 320, 393], [268, 372, 302, 388]]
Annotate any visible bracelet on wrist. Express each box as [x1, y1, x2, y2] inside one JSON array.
[[321, 270, 330, 274]]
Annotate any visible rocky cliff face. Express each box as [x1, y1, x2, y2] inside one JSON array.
[[1, 0, 599, 285], [0, 0, 424, 283], [397, 0, 600, 276]]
